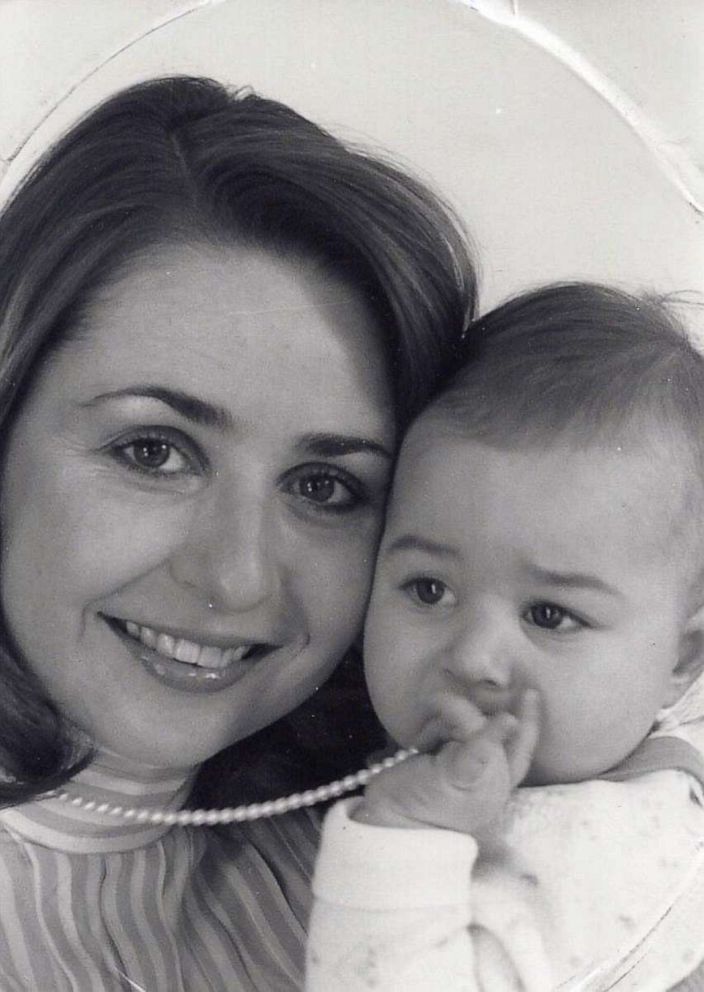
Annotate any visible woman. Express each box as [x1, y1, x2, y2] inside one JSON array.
[[0, 76, 476, 989]]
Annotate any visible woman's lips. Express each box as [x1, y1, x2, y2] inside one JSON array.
[[124, 620, 253, 669], [105, 616, 270, 694]]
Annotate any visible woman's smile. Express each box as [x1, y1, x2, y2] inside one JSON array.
[[121, 620, 263, 668], [106, 614, 279, 691]]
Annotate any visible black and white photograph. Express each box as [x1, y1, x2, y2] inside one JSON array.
[[0, 2, 702, 988]]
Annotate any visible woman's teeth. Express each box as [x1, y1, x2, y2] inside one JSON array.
[[124, 621, 253, 669]]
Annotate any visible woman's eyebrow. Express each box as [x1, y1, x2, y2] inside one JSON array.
[[81, 387, 234, 430], [298, 432, 393, 460], [81, 393, 393, 459]]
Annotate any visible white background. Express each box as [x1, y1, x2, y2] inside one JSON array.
[[0, 0, 702, 322]]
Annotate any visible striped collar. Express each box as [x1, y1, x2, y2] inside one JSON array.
[[0, 750, 197, 854]]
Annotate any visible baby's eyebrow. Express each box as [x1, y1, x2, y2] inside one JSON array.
[[384, 535, 460, 559], [526, 564, 622, 597]]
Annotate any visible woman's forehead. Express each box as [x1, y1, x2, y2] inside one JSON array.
[[43, 241, 397, 444], [94, 240, 370, 319]]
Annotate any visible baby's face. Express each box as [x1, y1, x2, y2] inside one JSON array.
[[365, 415, 694, 784]]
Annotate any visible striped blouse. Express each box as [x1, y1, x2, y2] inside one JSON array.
[[0, 751, 320, 991]]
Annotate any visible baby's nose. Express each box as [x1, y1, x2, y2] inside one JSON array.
[[445, 616, 516, 697]]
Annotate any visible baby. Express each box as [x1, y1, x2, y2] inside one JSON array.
[[307, 283, 704, 991]]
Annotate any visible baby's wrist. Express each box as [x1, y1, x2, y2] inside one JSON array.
[[350, 798, 432, 830]]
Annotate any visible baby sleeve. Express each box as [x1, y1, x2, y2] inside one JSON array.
[[305, 798, 551, 991]]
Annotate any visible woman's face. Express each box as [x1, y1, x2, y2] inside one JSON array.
[[0, 242, 394, 768]]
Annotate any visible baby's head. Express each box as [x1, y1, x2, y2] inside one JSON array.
[[365, 283, 704, 786]]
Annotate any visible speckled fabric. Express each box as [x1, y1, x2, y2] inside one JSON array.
[[308, 671, 704, 990]]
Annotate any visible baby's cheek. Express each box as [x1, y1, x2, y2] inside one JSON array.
[[366, 656, 420, 745]]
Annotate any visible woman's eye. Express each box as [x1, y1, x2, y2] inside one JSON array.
[[405, 578, 455, 607], [286, 466, 364, 512], [110, 433, 199, 477], [524, 602, 582, 632]]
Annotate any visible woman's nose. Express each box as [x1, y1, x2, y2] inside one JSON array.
[[168, 486, 281, 613]]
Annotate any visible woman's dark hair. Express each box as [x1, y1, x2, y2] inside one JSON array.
[[0, 75, 477, 804]]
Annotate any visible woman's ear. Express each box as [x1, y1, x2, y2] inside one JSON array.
[[666, 602, 704, 708]]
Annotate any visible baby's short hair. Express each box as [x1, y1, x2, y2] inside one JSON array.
[[436, 282, 704, 449], [432, 282, 704, 578]]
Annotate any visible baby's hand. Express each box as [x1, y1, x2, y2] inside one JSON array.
[[353, 691, 539, 837]]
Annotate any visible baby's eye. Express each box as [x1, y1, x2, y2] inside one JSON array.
[[524, 602, 582, 632], [404, 577, 456, 607]]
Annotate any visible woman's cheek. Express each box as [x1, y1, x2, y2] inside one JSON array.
[[84, 498, 190, 581], [52, 489, 190, 595]]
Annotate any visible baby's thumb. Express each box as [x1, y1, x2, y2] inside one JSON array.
[[506, 690, 541, 786], [439, 717, 515, 792]]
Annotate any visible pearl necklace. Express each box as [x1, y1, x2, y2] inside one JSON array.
[[50, 747, 418, 827]]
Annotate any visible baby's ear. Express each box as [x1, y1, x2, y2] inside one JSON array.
[[667, 603, 704, 707]]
